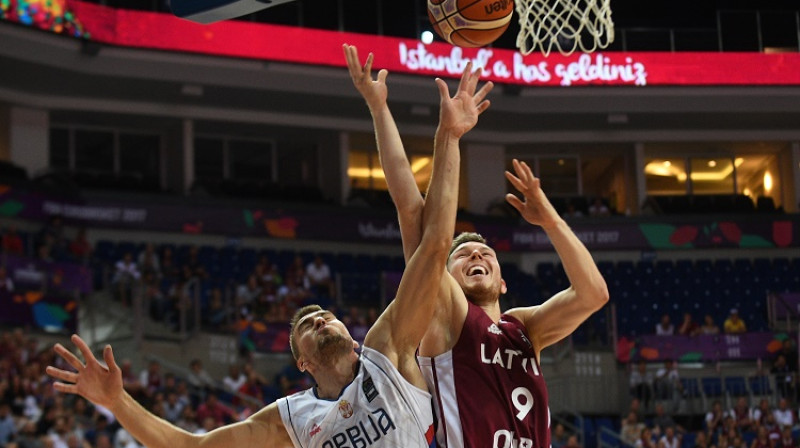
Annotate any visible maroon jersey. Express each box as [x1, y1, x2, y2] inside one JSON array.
[[418, 302, 550, 448]]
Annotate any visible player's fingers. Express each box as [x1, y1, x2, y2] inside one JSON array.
[[377, 69, 388, 84], [46, 366, 79, 384], [343, 45, 360, 77], [364, 53, 374, 75], [504, 170, 527, 193], [53, 382, 79, 395], [71, 334, 96, 366], [435, 78, 450, 100], [103, 345, 118, 373], [512, 159, 530, 184], [519, 160, 535, 183], [505, 193, 524, 212], [474, 81, 494, 104], [477, 100, 491, 114], [54, 343, 84, 371], [468, 66, 482, 93], [457, 61, 472, 93]]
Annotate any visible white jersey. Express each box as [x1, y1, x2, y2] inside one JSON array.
[[278, 346, 435, 448]]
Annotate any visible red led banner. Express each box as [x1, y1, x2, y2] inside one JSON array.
[[6, 0, 800, 86]]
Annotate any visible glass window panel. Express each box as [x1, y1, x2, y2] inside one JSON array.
[[348, 150, 387, 190], [689, 157, 735, 194], [409, 154, 432, 192], [74, 129, 114, 171], [644, 158, 687, 195], [194, 137, 224, 181], [538, 157, 578, 195], [230, 139, 273, 181], [49, 128, 70, 169], [119, 133, 160, 176]]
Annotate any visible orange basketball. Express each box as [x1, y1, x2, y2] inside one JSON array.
[[428, 0, 514, 48]]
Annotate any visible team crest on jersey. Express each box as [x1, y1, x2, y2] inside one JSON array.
[[338, 400, 354, 418], [309, 423, 322, 438], [488, 323, 502, 335]]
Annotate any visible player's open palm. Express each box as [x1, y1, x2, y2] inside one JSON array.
[[343, 44, 388, 111], [436, 61, 493, 138], [505, 159, 561, 229], [46, 334, 123, 410]]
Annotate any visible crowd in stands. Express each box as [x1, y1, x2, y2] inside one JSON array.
[[0, 329, 318, 448]]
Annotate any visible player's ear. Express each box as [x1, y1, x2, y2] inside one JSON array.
[[296, 357, 307, 372], [352, 339, 360, 350], [500, 278, 508, 295]]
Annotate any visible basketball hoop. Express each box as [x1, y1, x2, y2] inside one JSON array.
[[514, 0, 614, 56]]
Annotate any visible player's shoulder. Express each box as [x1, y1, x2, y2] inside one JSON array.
[[504, 304, 542, 323]]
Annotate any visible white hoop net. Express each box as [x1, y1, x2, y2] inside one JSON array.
[[515, 0, 614, 56]]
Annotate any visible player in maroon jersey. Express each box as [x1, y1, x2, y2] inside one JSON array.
[[346, 43, 609, 448]]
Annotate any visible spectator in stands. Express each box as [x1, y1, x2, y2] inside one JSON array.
[[139, 361, 162, 397], [186, 359, 215, 401], [653, 402, 684, 436], [194, 416, 218, 435], [752, 398, 772, 427], [563, 202, 584, 219], [305, 255, 334, 299], [763, 413, 781, 445], [552, 423, 570, 448], [658, 426, 681, 448], [678, 312, 700, 337], [194, 393, 235, 426], [701, 315, 721, 335], [174, 405, 198, 434], [222, 365, 246, 394], [253, 255, 281, 288], [36, 215, 66, 260], [656, 314, 675, 335], [163, 392, 184, 424], [777, 426, 797, 448], [183, 246, 208, 280], [731, 397, 755, 433], [0, 266, 14, 293], [772, 398, 794, 429], [654, 360, 681, 403], [771, 355, 794, 400], [276, 274, 311, 309], [137, 243, 161, 279], [235, 275, 261, 316], [565, 435, 582, 448], [1, 225, 24, 255], [142, 272, 167, 322], [343, 306, 369, 347], [0, 403, 16, 446], [112, 253, 140, 305], [637, 428, 657, 448], [751, 426, 772, 448], [588, 197, 611, 217], [284, 255, 308, 290], [724, 309, 747, 334], [160, 247, 179, 281], [622, 411, 646, 446], [67, 227, 92, 263], [694, 431, 710, 448], [119, 360, 143, 397], [630, 361, 654, 409]]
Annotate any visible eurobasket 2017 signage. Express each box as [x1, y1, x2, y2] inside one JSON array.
[[2, 0, 800, 86]]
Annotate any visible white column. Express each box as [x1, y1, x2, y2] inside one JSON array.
[[182, 119, 194, 195], [465, 143, 505, 215], [9, 107, 49, 177], [634, 143, 647, 214]]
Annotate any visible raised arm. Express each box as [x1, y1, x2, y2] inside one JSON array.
[[46, 335, 292, 448], [344, 44, 424, 262], [364, 63, 492, 386], [504, 159, 609, 355]]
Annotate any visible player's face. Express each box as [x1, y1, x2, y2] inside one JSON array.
[[294, 310, 355, 368], [447, 242, 506, 300]]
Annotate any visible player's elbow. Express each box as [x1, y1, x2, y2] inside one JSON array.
[[417, 231, 452, 261]]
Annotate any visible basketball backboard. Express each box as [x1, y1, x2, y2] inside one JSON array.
[[170, 0, 298, 24]]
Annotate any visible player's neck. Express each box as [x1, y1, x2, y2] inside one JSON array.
[[313, 352, 359, 399], [477, 301, 502, 322]]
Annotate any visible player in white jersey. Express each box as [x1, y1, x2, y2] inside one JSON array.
[[346, 44, 609, 448], [45, 54, 493, 448]]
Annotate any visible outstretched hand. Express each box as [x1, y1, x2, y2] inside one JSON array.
[[46, 334, 123, 410], [435, 61, 493, 138], [343, 44, 388, 111], [505, 159, 562, 230]]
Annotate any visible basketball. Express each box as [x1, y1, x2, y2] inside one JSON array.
[[427, 0, 514, 48]]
